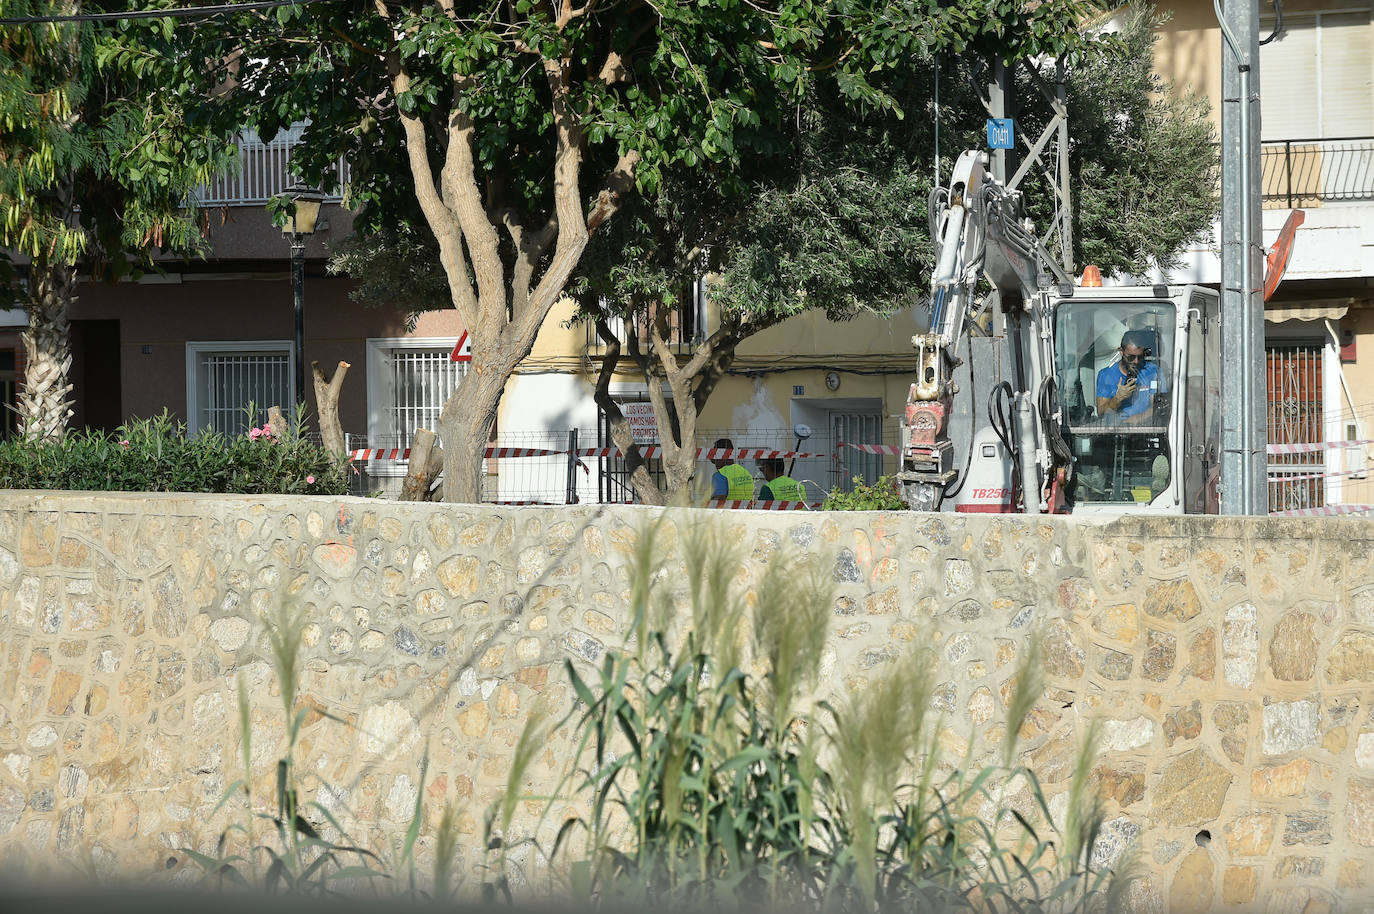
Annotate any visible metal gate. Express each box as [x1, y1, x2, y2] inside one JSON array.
[[1267, 342, 1325, 510]]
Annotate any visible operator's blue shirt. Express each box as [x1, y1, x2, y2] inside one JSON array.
[[1096, 361, 1163, 418]]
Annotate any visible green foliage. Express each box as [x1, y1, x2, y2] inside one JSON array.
[[0, 0, 234, 281], [1018, 3, 1219, 276], [822, 476, 908, 511], [507, 517, 1120, 910], [201, 0, 1117, 293], [325, 227, 452, 327], [0, 412, 348, 495]]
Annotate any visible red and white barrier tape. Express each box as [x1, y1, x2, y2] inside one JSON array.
[[350, 445, 570, 461], [1269, 504, 1374, 517], [1267, 465, 1372, 484], [353, 443, 882, 463], [574, 446, 831, 460], [705, 499, 822, 510], [1267, 439, 1374, 455], [837, 441, 902, 456]]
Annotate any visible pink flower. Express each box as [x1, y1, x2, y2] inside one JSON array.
[[119, 439, 130, 448], [306, 475, 316, 484], [249, 427, 263, 440]]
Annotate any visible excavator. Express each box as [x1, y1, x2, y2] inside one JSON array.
[[898, 148, 1223, 515]]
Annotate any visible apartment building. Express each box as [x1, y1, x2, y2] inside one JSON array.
[[1155, 0, 1374, 511]]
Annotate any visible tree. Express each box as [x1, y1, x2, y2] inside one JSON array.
[[574, 2, 1218, 504], [196, 0, 1117, 502], [0, 0, 231, 441]]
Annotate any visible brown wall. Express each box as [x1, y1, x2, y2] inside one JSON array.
[[68, 273, 465, 435]]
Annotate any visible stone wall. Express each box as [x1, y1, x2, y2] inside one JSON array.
[[1, 492, 1373, 910]]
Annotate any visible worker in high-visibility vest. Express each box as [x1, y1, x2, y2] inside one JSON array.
[[757, 457, 805, 502], [710, 437, 754, 500]]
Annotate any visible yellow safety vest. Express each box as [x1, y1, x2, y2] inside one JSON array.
[[765, 475, 805, 501], [717, 463, 755, 500]]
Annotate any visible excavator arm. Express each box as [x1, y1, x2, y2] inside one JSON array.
[[898, 150, 1055, 512]]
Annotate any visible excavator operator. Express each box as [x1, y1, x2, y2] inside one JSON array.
[[1095, 329, 1164, 422]]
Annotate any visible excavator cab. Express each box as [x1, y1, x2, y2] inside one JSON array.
[[1050, 285, 1221, 514]]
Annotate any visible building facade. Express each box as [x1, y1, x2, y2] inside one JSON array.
[[1155, 0, 1374, 512]]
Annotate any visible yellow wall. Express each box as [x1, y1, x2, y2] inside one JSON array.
[[519, 296, 926, 453], [1335, 306, 1374, 504]]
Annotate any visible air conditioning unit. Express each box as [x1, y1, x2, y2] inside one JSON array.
[[1345, 423, 1368, 480]]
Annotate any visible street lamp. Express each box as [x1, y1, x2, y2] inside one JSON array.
[[278, 185, 325, 409]]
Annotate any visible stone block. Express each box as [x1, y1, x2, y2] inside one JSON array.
[[1142, 629, 1176, 682], [1262, 699, 1320, 755], [1144, 578, 1203, 623], [1347, 779, 1374, 847], [1223, 603, 1258, 688], [1163, 700, 1202, 747], [1221, 866, 1257, 906], [1092, 603, 1140, 645], [1152, 748, 1232, 826], [1282, 811, 1331, 846], [1250, 758, 1311, 798], [1226, 813, 1275, 856], [1184, 627, 1216, 681], [1168, 847, 1214, 914], [1043, 619, 1084, 679], [1092, 764, 1146, 808], [1097, 648, 1133, 680], [1326, 629, 1374, 683], [1102, 715, 1154, 751], [1274, 855, 1324, 878], [1270, 611, 1318, 681]]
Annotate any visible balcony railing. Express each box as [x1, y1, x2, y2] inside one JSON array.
[[1261, 136, 1374, 209], [193, 124, 349, 207]]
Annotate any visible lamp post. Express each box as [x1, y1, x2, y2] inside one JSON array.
[[278, 186, 325, 409]]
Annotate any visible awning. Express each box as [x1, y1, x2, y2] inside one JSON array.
[[1265, 298, 1353, 323]]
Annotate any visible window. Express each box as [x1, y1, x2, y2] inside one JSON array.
[[1054, 300, 1176, 505], [831, 411, 884, 491], [365, 338, 467, 456], [186, 341, 293, 435], [1261, 12, 1374, 139]]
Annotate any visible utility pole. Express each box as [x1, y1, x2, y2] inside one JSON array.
[[1218, 0, 1268, 515], [988, 61, 1010, 184]]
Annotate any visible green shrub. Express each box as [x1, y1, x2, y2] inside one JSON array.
[[822, 475, 908, 511], [511, 516, 1122, 911], [183, 517, 1122, 911], [0, 411, 348, 495]]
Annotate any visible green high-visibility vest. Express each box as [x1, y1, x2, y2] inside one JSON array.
[[717, 463, 755, 500], [765, 475, 805, 501]]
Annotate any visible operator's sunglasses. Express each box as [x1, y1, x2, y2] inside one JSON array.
[[1120, 349, 1153, 363]]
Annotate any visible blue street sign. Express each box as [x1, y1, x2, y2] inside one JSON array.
[[987, 118, 1014, 150]]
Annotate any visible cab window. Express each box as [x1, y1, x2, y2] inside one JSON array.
[[1054, 301, 1175, 505]]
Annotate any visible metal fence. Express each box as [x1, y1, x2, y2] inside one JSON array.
[[344, 431, 582, 504], [194, 126, 350, 207], [1261, 136, 1374, 208], [597, 426, 899, 505], [344, 426, 899, 505]]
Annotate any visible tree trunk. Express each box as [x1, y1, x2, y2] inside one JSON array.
[[591, 317, 668, 505], [437, 361, 506, 503], [19, 261, 76, 443], [399, 427, 440, 501], [311, 360, 349, 457]]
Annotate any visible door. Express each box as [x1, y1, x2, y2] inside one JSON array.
[[1267, 341, 1325, 510], [70, 320, 122, 434]]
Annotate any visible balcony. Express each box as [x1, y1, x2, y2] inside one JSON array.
[[194, 124, 349, 207], [1262, 136, 1374, 209]]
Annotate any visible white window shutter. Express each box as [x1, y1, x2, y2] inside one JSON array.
[[1260, 17, 1319, 140], [1319, 11, 1374, 138]]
